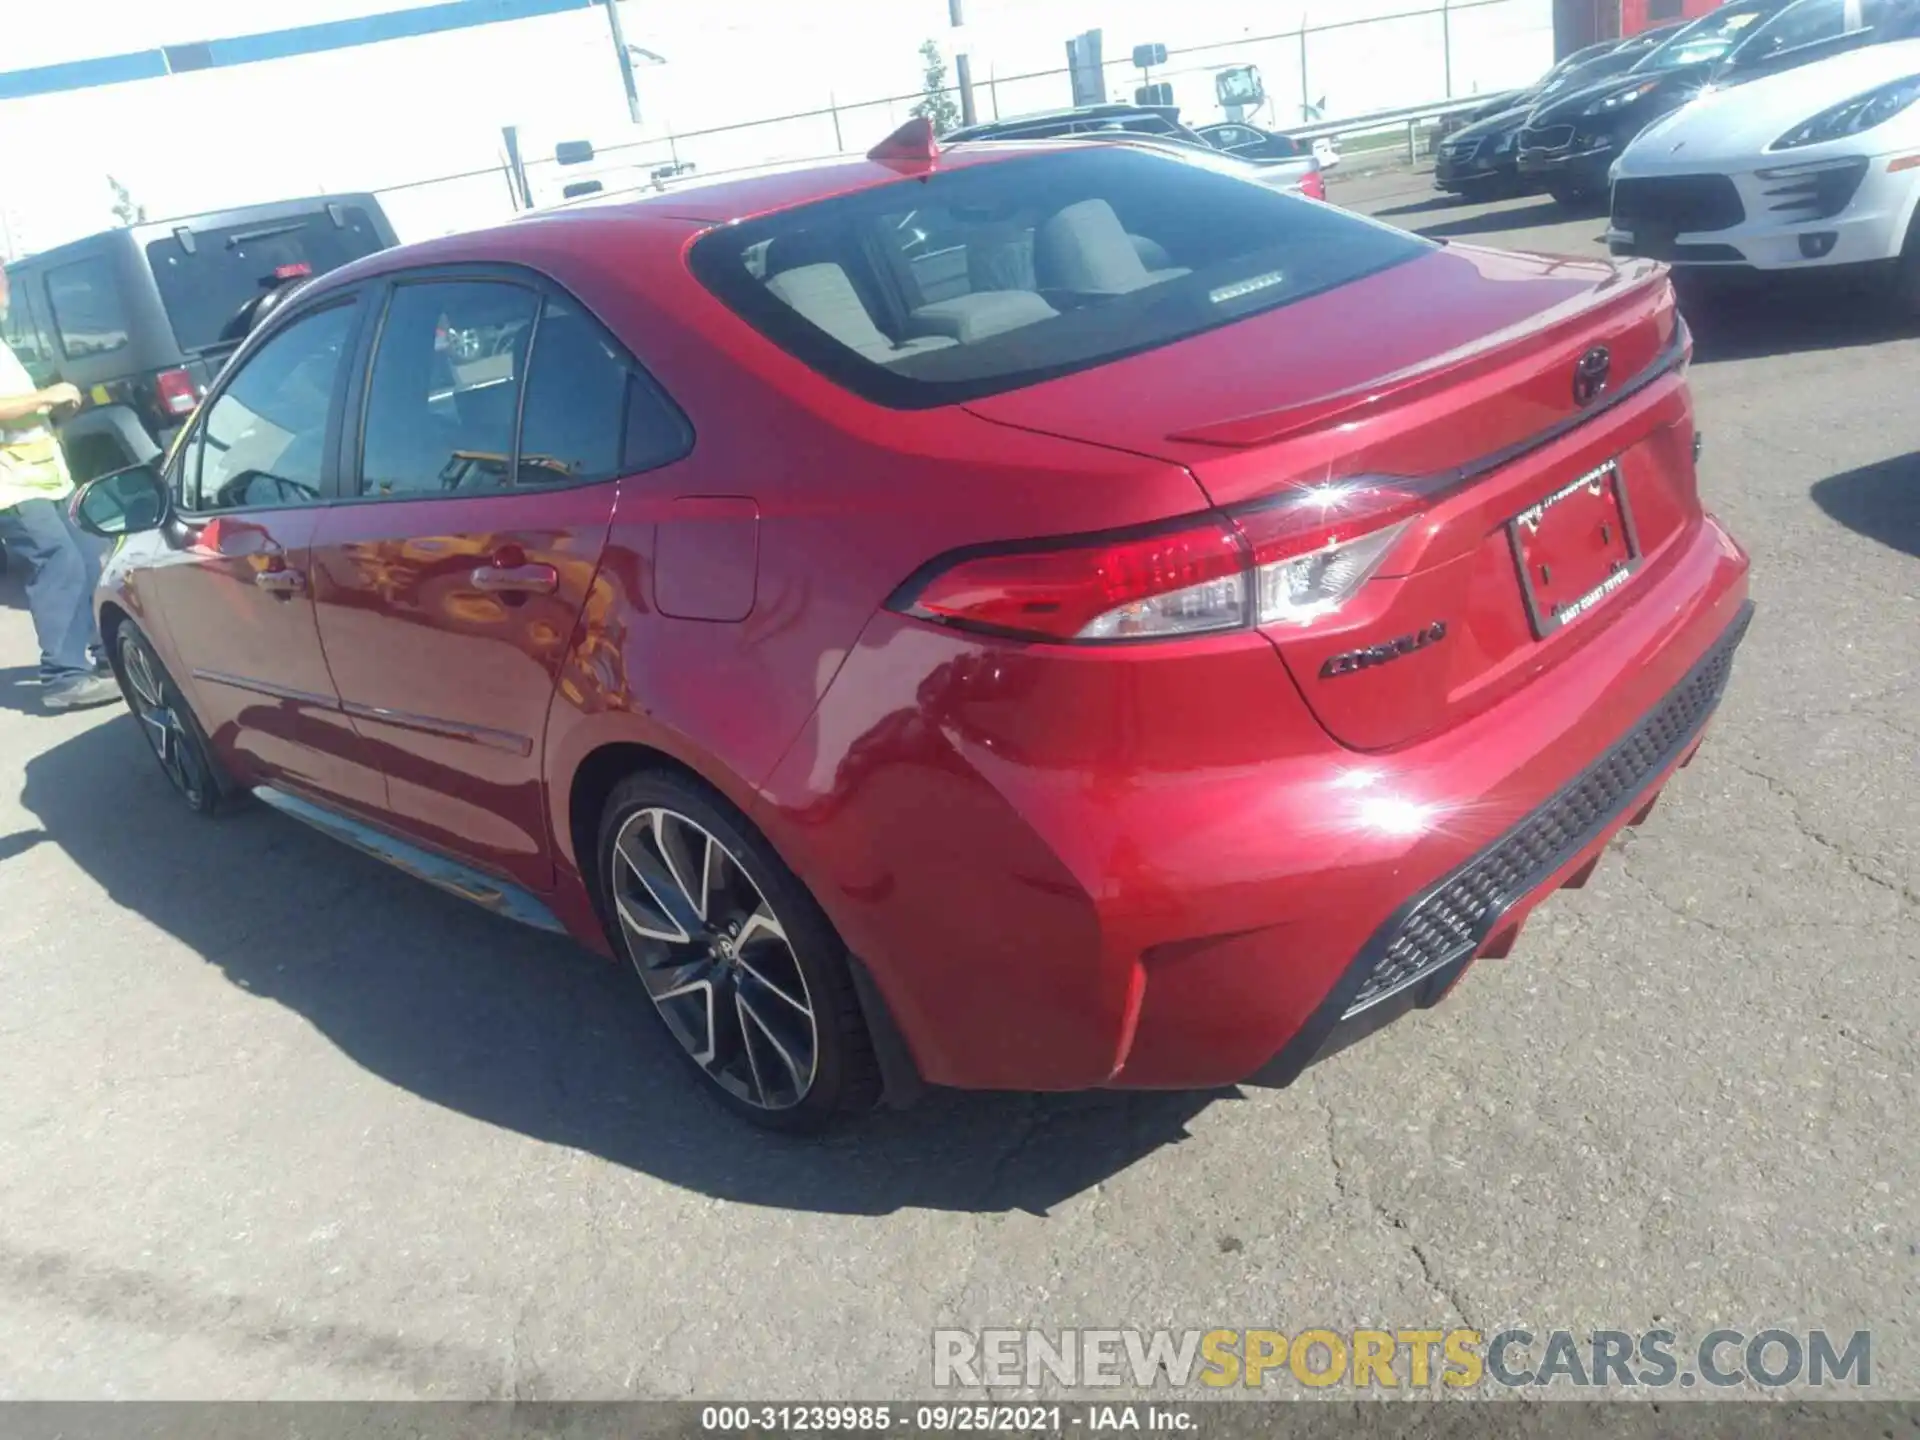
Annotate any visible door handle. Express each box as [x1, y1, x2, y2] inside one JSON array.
[[471, 562, 559, 595], [254, 567, 307, 594]]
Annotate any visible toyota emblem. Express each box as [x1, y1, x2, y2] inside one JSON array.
[[1573, 346, 1612, 407]]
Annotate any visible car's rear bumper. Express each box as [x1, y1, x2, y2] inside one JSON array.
[[1103, 515, 1749, 1089], [1243, 596, 1749, 1088], [760, 514, 1751, 1094]]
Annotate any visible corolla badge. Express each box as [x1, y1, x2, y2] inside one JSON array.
[[1320, 622, 1448, 678], [1573, 346, 1612, 408]]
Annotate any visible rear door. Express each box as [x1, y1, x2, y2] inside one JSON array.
[[310, 270, 687, 894]]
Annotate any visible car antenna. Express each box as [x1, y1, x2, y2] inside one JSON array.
[[867, 116, 941, 172]]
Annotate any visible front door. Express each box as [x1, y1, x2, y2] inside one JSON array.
[[309, 276, 651, 895], [146, 295, 384, 812]]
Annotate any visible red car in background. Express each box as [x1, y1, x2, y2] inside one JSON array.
[[71, 123, 1751, 1131]]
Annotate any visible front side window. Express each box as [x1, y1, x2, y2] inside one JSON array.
[[188, 302, 355, 513], [359, 280, 538, 498], [46, 256, 131, 359], [691, 146, 1429, 409]]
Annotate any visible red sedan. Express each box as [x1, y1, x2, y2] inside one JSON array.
[[71, 123, 1751, 1130]]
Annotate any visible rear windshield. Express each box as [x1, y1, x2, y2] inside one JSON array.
[[145, 206, 387, 353], [689, 146, 1430, 409]]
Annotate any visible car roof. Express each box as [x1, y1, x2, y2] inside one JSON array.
[[6, 193, 389, 272]]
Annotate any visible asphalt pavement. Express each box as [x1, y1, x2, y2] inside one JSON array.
[[0, 166, 1915, 1402]]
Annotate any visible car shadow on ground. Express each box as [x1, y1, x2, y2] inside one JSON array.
[[18, 715, 1232, 1217], [1811, 452, 1920, 559], [1414, 198, 1573, 240], [1370, 193, 1471, 218], [1683, 281, 1916, 364]]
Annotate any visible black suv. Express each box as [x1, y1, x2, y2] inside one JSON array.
[[2, 193, 397, 487]]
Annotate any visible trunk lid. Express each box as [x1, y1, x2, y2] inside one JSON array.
[[964, 245, 1698, 751]]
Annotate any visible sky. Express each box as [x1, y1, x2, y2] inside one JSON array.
[[0, 0, 1552, 254]]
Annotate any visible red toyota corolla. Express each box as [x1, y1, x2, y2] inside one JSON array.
[[72, 125, 1751, 1130]]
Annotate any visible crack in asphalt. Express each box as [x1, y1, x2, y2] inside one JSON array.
[[1722, 758, 1920, 910], [1321, 1101, 1480, 1331], [978, 1095, 1049, 1215], [1614, 853, 1734, 938]]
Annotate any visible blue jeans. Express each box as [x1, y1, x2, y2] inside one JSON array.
[[0, 496, 107, 678]]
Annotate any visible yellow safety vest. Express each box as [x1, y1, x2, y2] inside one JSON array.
[[0, 339, 73, 510]]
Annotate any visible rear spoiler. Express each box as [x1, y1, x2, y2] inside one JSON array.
[[1167, 264, 1677, 450]]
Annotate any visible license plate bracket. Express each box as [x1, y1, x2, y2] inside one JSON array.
[[1508, 459, 1641, 638]]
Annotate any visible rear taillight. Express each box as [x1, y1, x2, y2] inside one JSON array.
[[1301, 169, 1327, 202], [154, 367, 199, 417], [892, 483, 1418, 644], [1236, 481, 1421, 625], [902, 519, 1247, 642]]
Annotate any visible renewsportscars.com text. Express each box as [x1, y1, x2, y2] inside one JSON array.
[[932, 1327, 1872, 1391]]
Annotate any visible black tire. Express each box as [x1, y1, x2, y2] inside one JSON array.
[[596, 769, 881, 1132], [115, 623, 234, 816]]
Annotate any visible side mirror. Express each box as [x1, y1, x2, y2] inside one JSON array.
[[71, 462, 171, 538]]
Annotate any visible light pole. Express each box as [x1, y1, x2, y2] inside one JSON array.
[[603, 0, 643, 123], [948, 0, 977, 128]]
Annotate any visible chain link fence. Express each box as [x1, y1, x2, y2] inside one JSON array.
[[371, 0, 1551, 240]]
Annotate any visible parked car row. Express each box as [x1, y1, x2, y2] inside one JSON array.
[[1436, 23, 1692, 197], [1438, 0, 1920, 208]]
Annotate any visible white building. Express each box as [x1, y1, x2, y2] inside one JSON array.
[[0, 0, 1555, 252]]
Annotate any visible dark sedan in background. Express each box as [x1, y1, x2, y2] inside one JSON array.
[[1436, 23, 1686, 198], [1522, 0, 1920, 205], [1435, 106, 1532, 196], [1520, 0, 1792, 204]]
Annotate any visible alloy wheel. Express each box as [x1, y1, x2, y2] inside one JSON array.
[[121, 637, 207, 808], [610, 807, 818, 1111]]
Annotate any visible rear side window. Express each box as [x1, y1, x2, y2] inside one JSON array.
[[690, 147, 1428, 409], [516, 296, 690, 485], [46, 257, 131, 359], [360, 280, 539, 498], [146, 207, 387, 354], [2, 273, 56, 379]]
